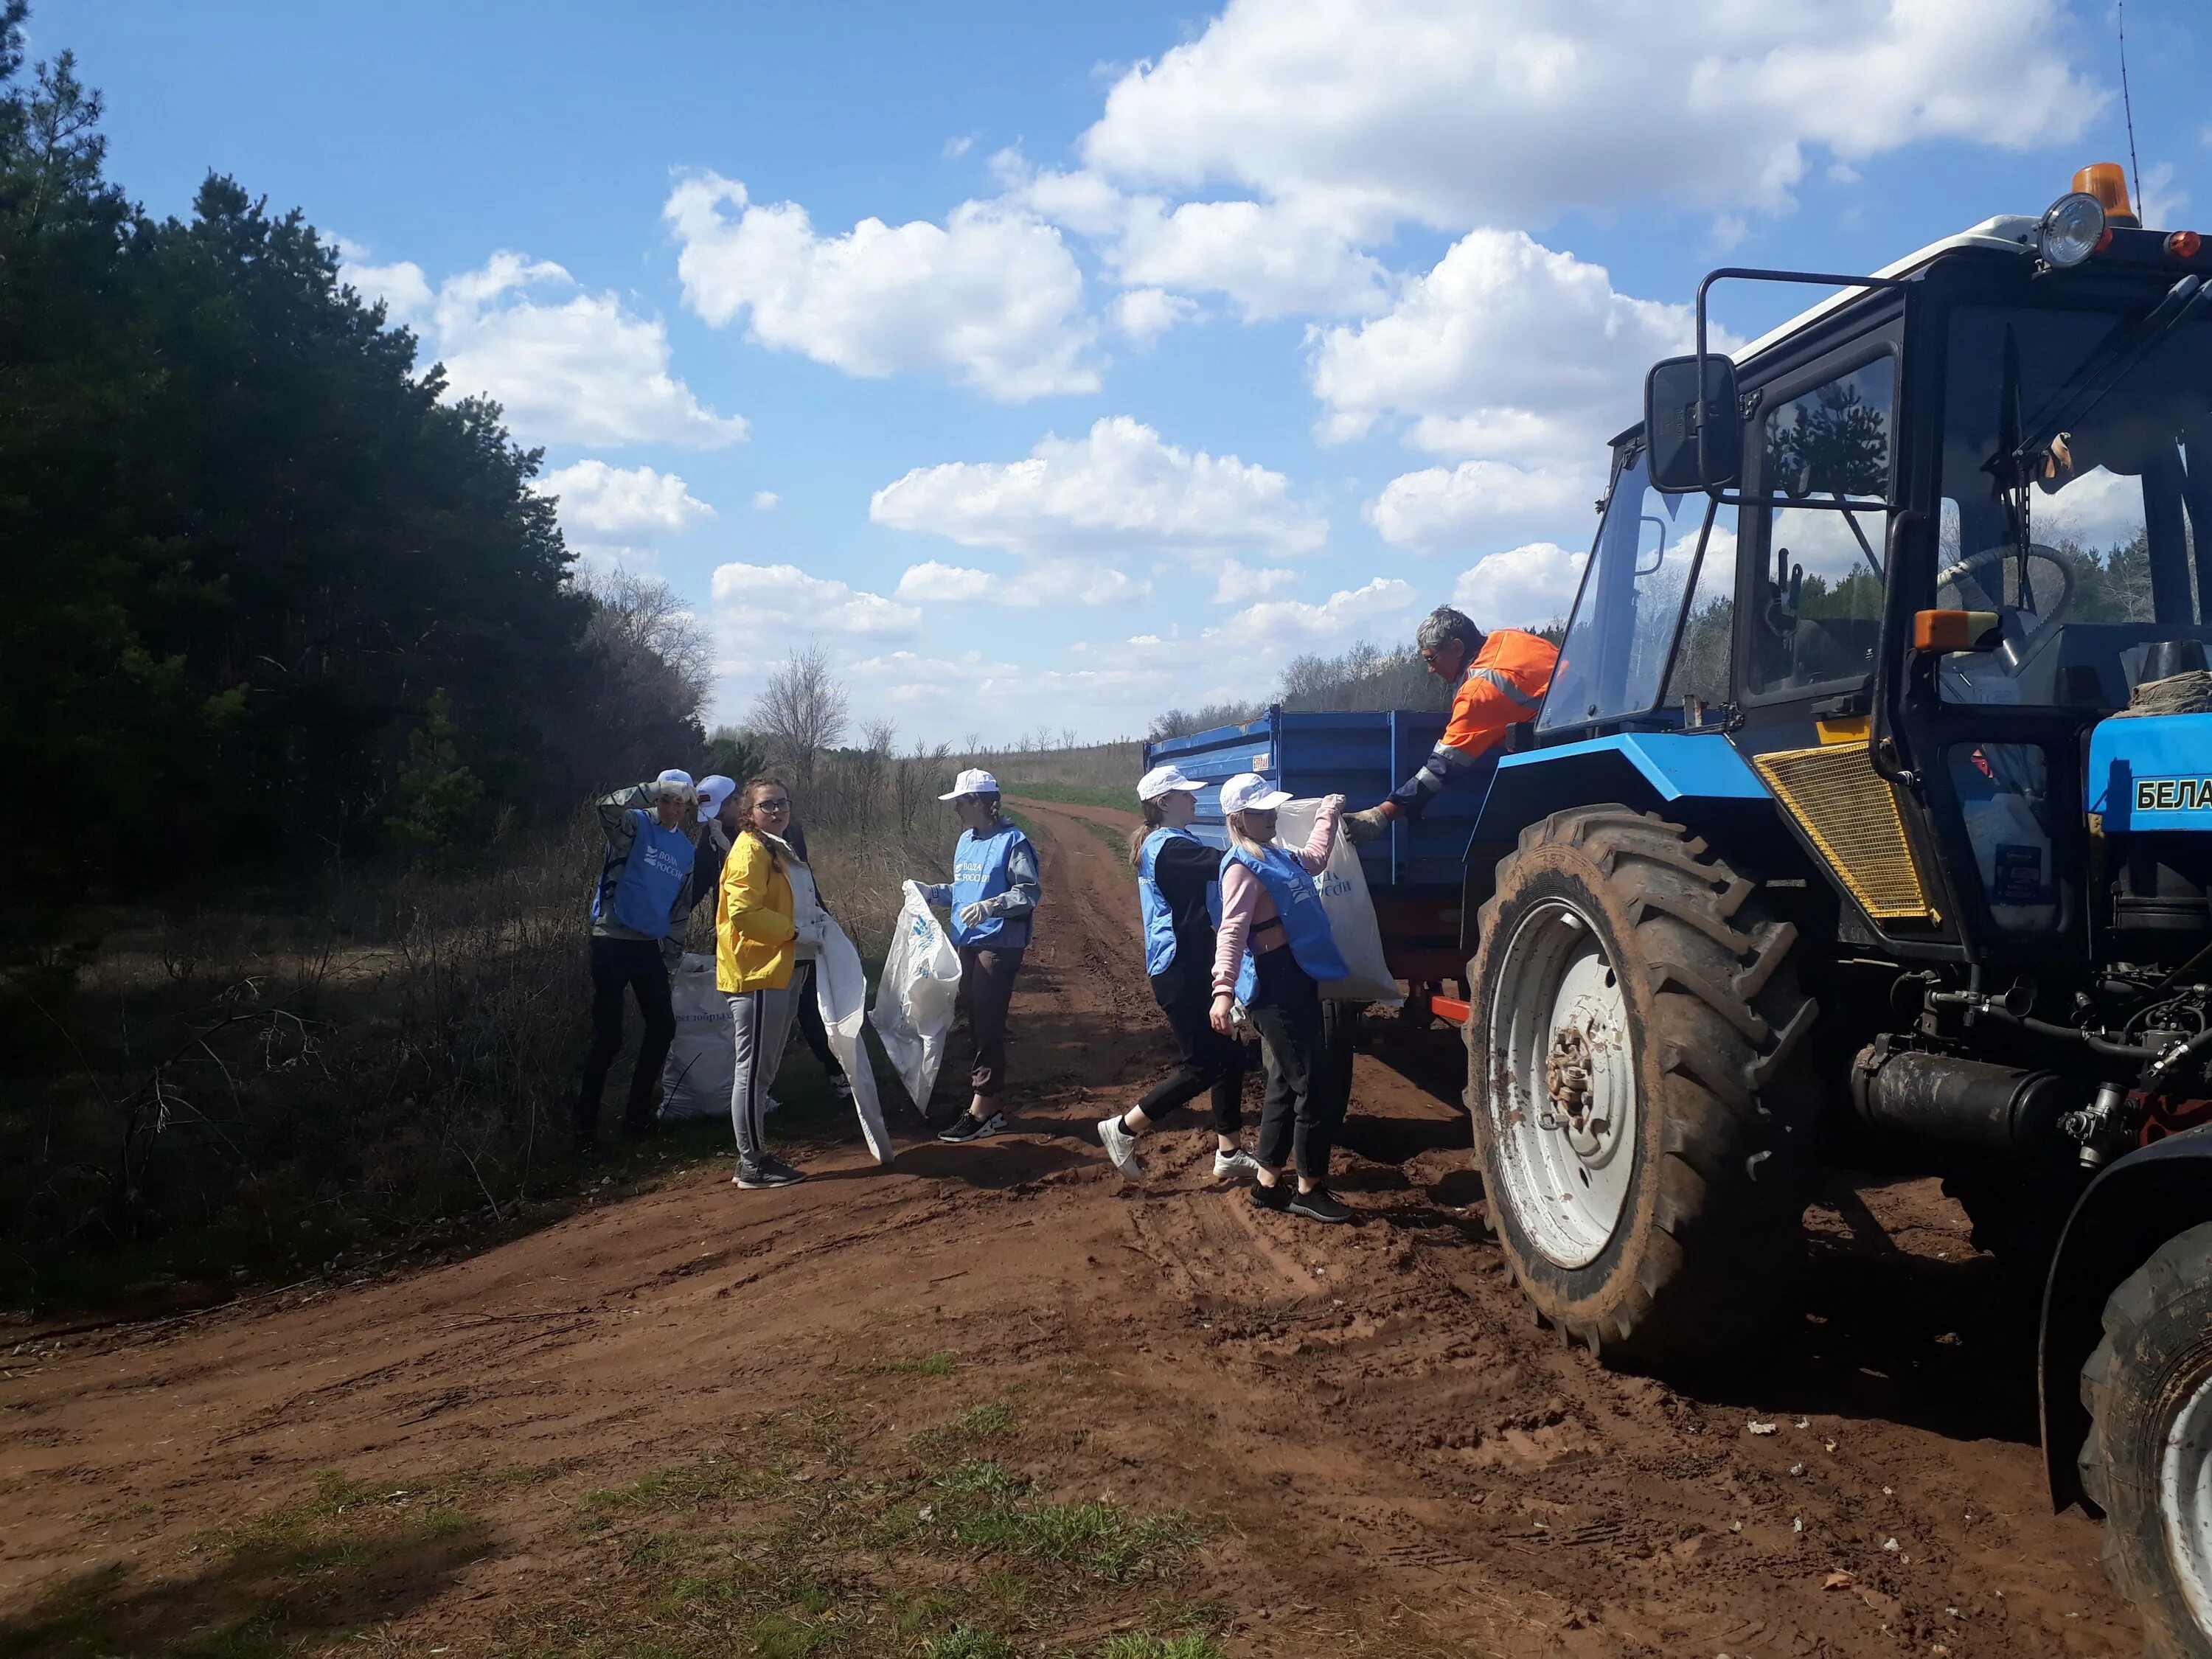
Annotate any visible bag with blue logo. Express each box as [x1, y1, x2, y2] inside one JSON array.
[[869, 881, 964, 1114], [1271, 799, 1403, 1007]]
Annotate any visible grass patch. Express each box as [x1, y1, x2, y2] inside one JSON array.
[[1096, 1638, 1230, 1659], [875, 1349, 960, 1377], [931, 1461, 1200, 1585], [921, 1631, 1018, 1659]]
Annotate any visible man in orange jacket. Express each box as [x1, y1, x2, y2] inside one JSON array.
[[1341, 605, 1559, 846]]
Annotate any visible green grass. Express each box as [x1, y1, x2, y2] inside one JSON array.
[[998, 781, 1133, 811], [874, 1349, 959, 1377], [930, 1461, 1200, 1585], [1095, 1638, 1229, 1659]]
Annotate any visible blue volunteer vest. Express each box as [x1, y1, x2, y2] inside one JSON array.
[[950, 822, 1032, 946], [599, 810, 692, 939], [1222, 842, 1350, 984], [1138, 827, 1256, 1001]]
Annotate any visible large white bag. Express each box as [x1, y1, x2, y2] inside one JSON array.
[[869, 881, 963, 1116], [660, 952, 735, 1119], [1273, 799, 1404, 1006], [811, 917, 895, 1164]]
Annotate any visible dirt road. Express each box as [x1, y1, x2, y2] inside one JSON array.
[[0, 798, 2138, 1657]]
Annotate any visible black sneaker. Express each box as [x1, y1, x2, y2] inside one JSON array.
[[1288, 1188, 1354, 1225], [1248, 1180, 1290, 1213], [936, 1109, 1007, 1144], [574, 1138, 602, 1167], [735, 1155, 807, 1189], [619, 1114, 661, 1140]]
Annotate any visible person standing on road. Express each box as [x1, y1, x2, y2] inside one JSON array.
[[718, 776, 830, 1189], [695, 774, 852, 1110], [1340, 605, 1557, 846], [918, 769, 1040, 1144], [1211, 773, 1355, 1225], [577, 769, 698, 1158], [1096, 764, 1264, 1186]]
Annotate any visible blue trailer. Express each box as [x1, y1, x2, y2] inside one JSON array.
[[1142, 705, 1489, 1005]]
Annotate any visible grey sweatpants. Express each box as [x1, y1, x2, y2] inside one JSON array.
[[727, 986, 800, 1164]]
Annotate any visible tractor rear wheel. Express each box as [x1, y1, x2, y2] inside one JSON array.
[[2080, 1222, 2212, 1659], [1467, 806, 1817, 1368]]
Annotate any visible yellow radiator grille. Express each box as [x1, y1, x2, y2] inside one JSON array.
[[1753, 742, 1937, 922]]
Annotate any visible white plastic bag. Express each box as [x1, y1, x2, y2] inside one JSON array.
[[812, 917, 895, 1165], [1273, 799, 1403, 1006], [660, 951, 735, 1119], [869, 880, 963, 1115]]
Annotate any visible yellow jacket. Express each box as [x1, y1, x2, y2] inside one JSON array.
[[717, 831, 797, 993]]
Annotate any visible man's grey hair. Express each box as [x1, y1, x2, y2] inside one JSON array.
[[1416, 605, 1483, 656]]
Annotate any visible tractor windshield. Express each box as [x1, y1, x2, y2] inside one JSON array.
[[1938, 296, 2212, 709]]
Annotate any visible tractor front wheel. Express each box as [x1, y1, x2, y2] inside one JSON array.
[[1467, 806, 1816, 1368]]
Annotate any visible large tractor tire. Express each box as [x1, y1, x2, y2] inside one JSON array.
[[2080, 1222, 2212, 1659], [1467, 806, 1817, 1368]]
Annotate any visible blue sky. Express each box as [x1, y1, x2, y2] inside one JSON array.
[[33, 0, 2209, 745]]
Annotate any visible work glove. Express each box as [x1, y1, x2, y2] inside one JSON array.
[[1340, 807, 1392, 846], [956, 902, 991, 929]]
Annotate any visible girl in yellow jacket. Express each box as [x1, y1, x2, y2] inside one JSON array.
[[719, 776, 827, 1188]]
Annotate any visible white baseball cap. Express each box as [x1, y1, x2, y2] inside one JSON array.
[[939, 767, 1001, 801], [1219, 772, 1291, 814], [695, 775, 737, 821], [655, 768, 696, 796], [1137, 763, 1203, 801]]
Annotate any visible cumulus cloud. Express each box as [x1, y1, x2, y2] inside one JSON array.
[[1453, 540, 1587, 629], [1210, 576, 1417, 647], [663, 171, 1099, 401], [894, 559, 1151, 608], [341, 247, 745, 449], [1366, 460, 1593, 554], [1115, 287, 1199, 344], [1212, 558, 1300, 604], [538, 462, 714, 540], [708, 562, 921, 652], [869, 416, 1326, 563], [1078, 0, 2103, 232]]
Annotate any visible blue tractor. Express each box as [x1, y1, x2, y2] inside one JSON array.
[[1461, 166, 2212, 1651]]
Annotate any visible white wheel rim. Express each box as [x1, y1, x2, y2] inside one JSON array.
[[2160, 1363, 2212, 1632], [1484, 899, 1638, 1270]]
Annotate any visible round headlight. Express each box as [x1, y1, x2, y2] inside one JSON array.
[[2039, 191, 2107, 268]]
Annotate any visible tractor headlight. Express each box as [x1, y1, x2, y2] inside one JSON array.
[[2038, 192, 2108, 268]]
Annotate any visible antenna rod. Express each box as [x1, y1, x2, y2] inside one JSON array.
[[2119, 0, 2145, 217]]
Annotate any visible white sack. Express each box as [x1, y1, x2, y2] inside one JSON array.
[[869, 880, 963, 1116], [1273, 799, 1404, 1006], [813, 915, 895, 1164], [660, 952, 735, 1119]]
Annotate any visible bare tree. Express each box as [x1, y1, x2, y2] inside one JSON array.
[[582, 568, 713, 711], [751, 646, 848, 789], [895, 739, 952, 837]]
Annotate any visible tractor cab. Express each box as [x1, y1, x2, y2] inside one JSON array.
[[1535, 164, 2212, 975]]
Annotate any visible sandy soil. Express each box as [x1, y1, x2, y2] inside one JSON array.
[[0, 797, 2138, 1656]]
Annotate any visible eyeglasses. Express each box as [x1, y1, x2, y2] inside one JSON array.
[[754, 799, 791, 813]]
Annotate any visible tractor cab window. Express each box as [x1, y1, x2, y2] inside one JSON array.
[[1745, 356, 1896, 696], [1540, 448, 1709, 731], [1937, 302, 2212, 710]]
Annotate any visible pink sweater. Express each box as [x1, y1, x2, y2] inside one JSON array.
[[1211, 799, 1342, 997]]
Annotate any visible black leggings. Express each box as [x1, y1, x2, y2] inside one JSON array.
[[1248, 945, 1345, 1181], [789, 961, 846, 1082], [577, 936, 675, 1141], [1135, 964, 1245, 1135]]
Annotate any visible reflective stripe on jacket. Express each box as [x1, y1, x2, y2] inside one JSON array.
[[1386, 627, 1558, 817]]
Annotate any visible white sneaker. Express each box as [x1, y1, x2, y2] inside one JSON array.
[[1096, 1114, 1145, 1183], [1213, 1147, 1263, 1182], [764, 1093, 785, 1114]]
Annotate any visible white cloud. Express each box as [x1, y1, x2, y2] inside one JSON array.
[[1078, 0, 2103, 233], [1210, 576, 1417, 647], [1212, 558, 1300, 604], [2138, 161, 2189, 231], [337, 248, 746, 450], [1453, 540, 1586, 628], [1115, 287, 1199, 344], [538, 461, 714, 539], [338, 241, 434, 322], [943, 134, 975, 159], [1367, 460, 1593, 554], [752, 490, 782, 511], [894, 559, 1152, 608], [869, 416, 1326, 562], [664, 171, 1099, 401], [708, 562, 921, 651]]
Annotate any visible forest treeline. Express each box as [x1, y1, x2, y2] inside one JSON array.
[[0, 3, 704, 953]]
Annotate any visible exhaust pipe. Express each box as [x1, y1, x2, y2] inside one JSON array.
[[1850, 1043, 2076, 1154]]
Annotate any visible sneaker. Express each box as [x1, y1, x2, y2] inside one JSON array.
[[574, 1138, 602, 1167], [1288, 1188, 1354, 1225], [831, 1074, 854, 1101], [1212, 1147, 1262, 1182], [937, 1110, 1007, 1144], [735, 1155, 807, 1189], [1096, 1115, 1145, 1183], [619, 1114, 660, 1140], [1247, 1180, 1290, 1213], [765, 1092, 785, 1114]]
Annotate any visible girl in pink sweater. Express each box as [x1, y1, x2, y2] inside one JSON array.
[[1210, 775, 1354, 1224]]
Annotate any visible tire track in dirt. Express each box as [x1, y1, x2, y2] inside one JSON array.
[[0, 796, 2139, 1657]]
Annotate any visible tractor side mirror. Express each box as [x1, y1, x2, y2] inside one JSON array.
[[1644, 354, 1742, 492], [1913, 609, 2003, 653]]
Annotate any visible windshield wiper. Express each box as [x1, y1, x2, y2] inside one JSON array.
[[2005, 274, 2211, 482]]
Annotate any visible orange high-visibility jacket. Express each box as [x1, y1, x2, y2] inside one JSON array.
[[1386, 627, 1559, 816]]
